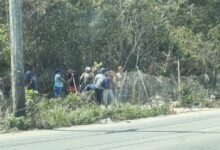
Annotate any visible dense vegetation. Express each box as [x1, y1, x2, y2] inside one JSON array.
[[0, 0, 219, 94], [0, 0, 220, 130], [3, 92, 170, 130]]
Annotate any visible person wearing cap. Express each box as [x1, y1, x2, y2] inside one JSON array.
[[103, 70, 115, 105], [54, 68, 67, 98], [80, 66, 93, 91], [93, 68, 107, 105]]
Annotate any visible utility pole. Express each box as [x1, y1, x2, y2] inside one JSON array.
[[177, 59, 181, 101], [9, 0, 25, 116]]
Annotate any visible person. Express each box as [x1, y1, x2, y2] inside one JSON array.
[[204, 73, 209, 88], [24, 68, 37, 91], [113, 66, 125, 99], [103, 70, 115, 105], [67, 69, 80, 93], [80, 67, 93, 91], [93, 68, 107, 105], [54, 68, 66, 98]]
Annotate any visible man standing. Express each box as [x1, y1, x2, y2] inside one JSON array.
[[94, 68, 107, 105], [113, 66, 125, 100], [103, 70, 115, 105], [54, 68, 66, 98]]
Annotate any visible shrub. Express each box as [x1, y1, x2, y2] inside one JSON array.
[[181, 79, 209, 107], [3, 94, 171, 130], [36, 103, 71, 129], [69, 105, 103, 125], [4, 115, 34, 130]]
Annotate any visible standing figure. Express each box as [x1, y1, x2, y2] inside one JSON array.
[[94, 68, 107, 105], [54, 68, 66, 98], [67, 69, 80, 93], [80, 67, 93, 91], [113, 66, 125, 101], [103, 70, 115, 105]]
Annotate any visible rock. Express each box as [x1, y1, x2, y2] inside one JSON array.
[[192, 103, 202, 108], [99, 118, 112, 124], [170, 101, 181, 108]]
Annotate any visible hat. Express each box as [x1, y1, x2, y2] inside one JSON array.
[[85, 66, 91, 71], [100, 67, 108, 74], [118, 66, 123, 70], [55, 68, 61, 74]]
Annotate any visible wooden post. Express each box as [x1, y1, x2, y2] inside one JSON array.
[[177, 59, 181, 101], [9, 0, 26, 116]]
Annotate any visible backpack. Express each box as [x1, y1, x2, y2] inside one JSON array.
[[101, 78, 108, 89]]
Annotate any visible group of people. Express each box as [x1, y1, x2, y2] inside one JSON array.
[[23, 65, 125, 105], [54, 66, 125, 105]]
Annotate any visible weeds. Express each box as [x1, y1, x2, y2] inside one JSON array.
[[181, 79, 209, 107], [2, 93, 171, 130]]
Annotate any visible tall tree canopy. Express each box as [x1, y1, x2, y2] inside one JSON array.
[[0, 0, 219, 92]]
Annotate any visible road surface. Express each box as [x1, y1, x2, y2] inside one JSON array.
[[1, 109, 220, 150]]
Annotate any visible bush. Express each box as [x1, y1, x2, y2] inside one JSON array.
[[36, 103, 71, 129], [3, 94, 171, 130], [181, 78, 209, 107], [4, 115, 34, 130], [69, 105, 103, 125]]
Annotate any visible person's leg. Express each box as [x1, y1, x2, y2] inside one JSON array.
[[54, 86, 62, 98], [58, 87, 63, 97], [54, 86, 59, 97], [115, 87, 121, 103], [95, 89, 103, 105], [109, 89, 115, 104], [103, 90, 108, 105], [69, 86, 74, 93]]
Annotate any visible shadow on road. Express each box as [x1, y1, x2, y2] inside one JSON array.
[[54, 128, 220, 134]]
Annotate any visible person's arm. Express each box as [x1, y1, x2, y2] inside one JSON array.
[[113, 74, 118, 85], [67, 73, 74, 84], [80, 73, 84, 84], [26, 73, 33, 89], [59, 75, 69, 86], [93, 75, 98, 84], [25, 80, 32, 90]]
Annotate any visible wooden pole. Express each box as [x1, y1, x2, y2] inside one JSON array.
[[9, 0, 25, 116], [177, 59, 181, 101]]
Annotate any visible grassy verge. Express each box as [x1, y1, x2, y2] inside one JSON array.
[[2, 92, 171, 130]]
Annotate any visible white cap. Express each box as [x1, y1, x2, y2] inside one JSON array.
[[85, 67, 91, 71]]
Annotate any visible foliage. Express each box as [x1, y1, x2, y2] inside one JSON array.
[[0, 0, 219, 92], [3, 94, 171, 130], [0, 24, 10, 76], [180, 78, 209, 107], [36, 102, 71, 129], [1, 0, 220, 132]]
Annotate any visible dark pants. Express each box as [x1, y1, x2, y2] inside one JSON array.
[[95, 88, 104, 105], [54, 86, 63, 98]]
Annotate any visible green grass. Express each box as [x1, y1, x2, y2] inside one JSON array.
[[2, 93, 171, 130]]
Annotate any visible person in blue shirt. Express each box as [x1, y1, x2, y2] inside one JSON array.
[[93, 68, 107, 105], [54, 68, 67, 98]]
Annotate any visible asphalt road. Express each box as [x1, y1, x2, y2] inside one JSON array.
[[1, 109, 220, 150]]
